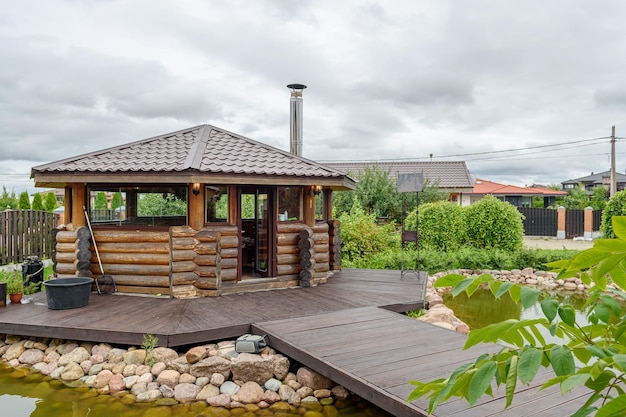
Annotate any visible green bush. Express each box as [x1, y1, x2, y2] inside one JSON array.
[[414, 201, 465, 251], [339, 200, 398, 265], [463, 195, 524, 251], [600, 189, 626, 238]]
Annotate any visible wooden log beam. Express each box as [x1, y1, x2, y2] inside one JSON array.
[[277, 264, 301, 275], [194, 255, 218, 267], [277, 254, 300, 265], [171, 250, 197, 262], [195, 242, 218, 255], [55, 263, 77, 275], [277, 245, 300, 255], [277, 222, 306, 234], [221, 268, 237, 282], [55, 231, 78, 243], [171, 272, 198, 286], [110, 275, 170, 287], [91, 253, 170, 265], [94, 264, 170, 275], [92, 231, 169, 243], [96, 242, 170, 254], [277, 233, 300, 246]]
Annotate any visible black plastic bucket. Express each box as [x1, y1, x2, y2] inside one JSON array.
[[43, 277, 93, 310], [22, 256, 44, 292]]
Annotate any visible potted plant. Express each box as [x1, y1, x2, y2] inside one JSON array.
[[4, 269, 24, 304]]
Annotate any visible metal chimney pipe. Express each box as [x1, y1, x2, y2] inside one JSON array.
[[287, 83, 307, 156]]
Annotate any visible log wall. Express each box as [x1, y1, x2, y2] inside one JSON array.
[[328, 220, 342, 270], [91, 229, 171, 295]]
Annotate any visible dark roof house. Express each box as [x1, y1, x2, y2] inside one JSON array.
[[562, 170, 626, 194], [322, 161, 474, 202], [32, 124, 355, 298]]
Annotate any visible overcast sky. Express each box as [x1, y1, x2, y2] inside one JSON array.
[[2, 0, 626, 195]]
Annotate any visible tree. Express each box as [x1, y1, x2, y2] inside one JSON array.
[[94, 192, 108, 209], [589, 185, 608, 210], [137, 193, 186, 216], [0, 186, 18, 210], [111, 192, 124, 211], [563, 186, 589, 209], [409, 216, 626, 416], [332, 166, 449, 221], [18, 191, 30, 210], [31, 193, 44, 211], [44, 191, 57, 212]]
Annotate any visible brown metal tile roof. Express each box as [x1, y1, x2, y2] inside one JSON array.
[[32, 125, 353, 184], [322, 161, 474, 189]]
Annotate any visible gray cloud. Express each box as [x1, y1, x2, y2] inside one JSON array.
[[2, 0, 626, 194]]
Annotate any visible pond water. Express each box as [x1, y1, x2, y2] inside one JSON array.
[[0, 364, 392, 417], [442, 289, 590, 330]]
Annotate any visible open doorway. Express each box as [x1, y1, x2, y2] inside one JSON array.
[[239, 187, 274, 279]]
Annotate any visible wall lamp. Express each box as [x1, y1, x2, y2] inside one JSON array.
[[310, 185, 322, 196], [192, 183, 200, 196]]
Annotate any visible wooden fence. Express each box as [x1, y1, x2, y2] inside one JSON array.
[[0, 210, 59, 265]]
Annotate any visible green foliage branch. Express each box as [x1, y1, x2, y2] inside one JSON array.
[[408, 216, 626, 417]]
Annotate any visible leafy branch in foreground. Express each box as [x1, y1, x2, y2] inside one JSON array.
[[408, 216, 626, 417]]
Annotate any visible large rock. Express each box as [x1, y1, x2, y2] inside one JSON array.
[[18, 349, 45, 365], [151, 347, 179, 364], [206, 393, 231, 407], [189, 356, 231, 379], [94, 369, 113, 389], [278, 384, 301, 406], [123, 349, 146, 365], [296, 367, 333, 390], [174, 383, 201, 402], [108, 373, 126, 393], [60, 362, 84, 381], [271, 354, 290, 379], [5, 341, 26, 361], [186, 346, 208, 364], [236, 381, 264, 404], [196, 384, 220, 400], [156, 369, 180, 388], [231, 353, 274, 385]]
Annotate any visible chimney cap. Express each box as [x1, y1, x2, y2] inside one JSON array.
[[287, 83, 307, 90]]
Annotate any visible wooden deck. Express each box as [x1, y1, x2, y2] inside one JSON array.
[[0, 269, 425, 347], [0, 268, 590, 416]]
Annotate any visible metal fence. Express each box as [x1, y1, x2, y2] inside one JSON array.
[[518, 207, 558, 236], [565, 209, 585, 239], [0, 210, 59, 265]]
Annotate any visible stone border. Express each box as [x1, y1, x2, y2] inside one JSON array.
[[0, 334, 358, 413]]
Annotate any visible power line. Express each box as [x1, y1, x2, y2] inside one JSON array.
[[321, 135, 611, 162]]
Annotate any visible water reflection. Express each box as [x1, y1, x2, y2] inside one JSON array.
[[442, 289, 591, 330], [0, 364, 392, 417]]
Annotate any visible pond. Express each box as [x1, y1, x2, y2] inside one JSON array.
[[0, 363, 392, 417], [442, 289, 590, 330]]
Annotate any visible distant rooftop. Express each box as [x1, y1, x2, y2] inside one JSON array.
[[321, 161, 474, 190]]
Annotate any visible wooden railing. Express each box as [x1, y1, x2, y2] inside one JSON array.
[[0, 210, 59, 265]]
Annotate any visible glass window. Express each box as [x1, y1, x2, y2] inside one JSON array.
[[278, 186, 301, 221], [206, 186, 229, 223], [88, 185, 187, 226]]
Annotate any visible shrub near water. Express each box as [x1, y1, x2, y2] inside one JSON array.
[[464, 195, 524, 251], [413, 201, 465, 251]]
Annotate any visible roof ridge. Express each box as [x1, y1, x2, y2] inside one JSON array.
[[183, 125, 210, 170]]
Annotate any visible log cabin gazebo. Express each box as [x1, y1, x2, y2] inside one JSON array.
[[31, 124, 356, 297]]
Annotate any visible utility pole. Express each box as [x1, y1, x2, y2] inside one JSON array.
[[611, 125, 617, 197]]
